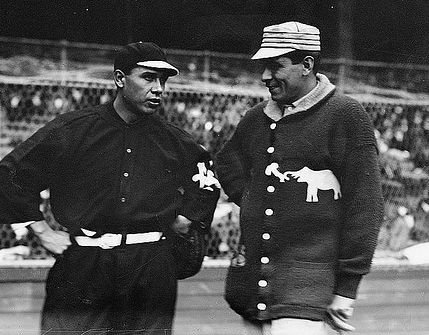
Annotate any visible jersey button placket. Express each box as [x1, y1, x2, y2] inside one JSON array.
[[120, 134, 134, 205]]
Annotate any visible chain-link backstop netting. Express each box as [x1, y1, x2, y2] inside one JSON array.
[[0, 76, 428, 259]]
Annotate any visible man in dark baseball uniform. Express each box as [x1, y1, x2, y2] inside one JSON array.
[[0, 42, 219, 334], [216, 22, 384, 334]]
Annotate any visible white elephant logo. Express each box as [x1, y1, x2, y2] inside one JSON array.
[[283, 166, 341, 202]]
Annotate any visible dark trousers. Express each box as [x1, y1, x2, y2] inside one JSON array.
[[41, 240, 177, 334]]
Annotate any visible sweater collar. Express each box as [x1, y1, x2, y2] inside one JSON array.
[[263, 73, 336, 121]]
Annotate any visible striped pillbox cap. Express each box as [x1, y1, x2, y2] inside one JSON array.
[[251, 21, 320, 60]]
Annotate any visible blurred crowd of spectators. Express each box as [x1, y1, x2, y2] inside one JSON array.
[[161, 92, 262, 154], [0, 80, 428, 256], [0, 46, 428, 258]]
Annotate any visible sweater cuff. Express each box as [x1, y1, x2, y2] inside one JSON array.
[[226, 182, 246, 206], [180, 188, 220, 224], [334, 273, 363, 299]]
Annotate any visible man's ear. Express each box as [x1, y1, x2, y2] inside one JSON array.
[[302, 56, 315, 76], [114, 70, 125, 88]]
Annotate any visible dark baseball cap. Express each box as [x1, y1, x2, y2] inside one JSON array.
[[114, 41, 179, 76]]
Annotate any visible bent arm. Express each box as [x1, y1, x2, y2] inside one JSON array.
[[0, 124, 63, 226], [179, 148, 220, 228], [30, 220, 71, 254], [215, 127, 249, 206], [335, 144, 384, 298]]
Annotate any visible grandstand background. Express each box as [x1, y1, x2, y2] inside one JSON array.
[[0, 37, 428, 261], [0, 4, 428, 334]]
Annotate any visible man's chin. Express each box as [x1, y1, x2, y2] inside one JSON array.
[[141, 104, 160, 115], [141, 109, 157, 115], [270, 95, 289, 105], [268, 90, 280, 101]]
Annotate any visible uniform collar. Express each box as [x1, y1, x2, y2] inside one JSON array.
[[264, 73, 336, 121], [100, 100, 163, 128]]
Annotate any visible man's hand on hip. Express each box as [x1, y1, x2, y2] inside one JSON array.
[[171, 215, 192, 234], [30, 220, 71, 254], [326, 294, 356, 333]]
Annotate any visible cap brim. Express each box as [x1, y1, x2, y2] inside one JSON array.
[[251, 48, 296, 60], [136, 60, 179, 76]]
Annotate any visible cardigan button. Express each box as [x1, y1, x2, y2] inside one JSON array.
[[257, 303, 266, 311], [261, 257, 270, 264], [267, 147, 274, 154], [258, 280, 268, 287], [265, 209, 273, 216], [262, 233, 271, 240], [270, 123, 277, 130], [267, 186, 275, 193]]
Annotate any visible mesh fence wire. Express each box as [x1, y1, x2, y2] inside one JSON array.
[[0, 77, 428, 259]]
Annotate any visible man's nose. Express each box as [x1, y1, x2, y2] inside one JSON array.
[[261, 68, 272, 82], [151, 78, 164, 94]]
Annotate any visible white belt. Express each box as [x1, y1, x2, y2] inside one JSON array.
[[74, 232, 164, 249]]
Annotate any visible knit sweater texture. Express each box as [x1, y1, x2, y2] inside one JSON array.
[[216, 74, 384, 321]]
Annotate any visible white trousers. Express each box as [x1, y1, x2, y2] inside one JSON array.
[[243, 318, 330, 335]]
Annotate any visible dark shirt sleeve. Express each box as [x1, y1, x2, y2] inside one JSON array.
[[334, 104, 384, 299], [215, 122, 249, 206], [178, 144, 220, 227], [0, 122, 64, 226]]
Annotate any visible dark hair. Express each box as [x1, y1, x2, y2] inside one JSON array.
[[286, 50, 321, 74]]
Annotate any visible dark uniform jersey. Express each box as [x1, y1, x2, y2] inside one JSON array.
[[0, 101, 220, 334]]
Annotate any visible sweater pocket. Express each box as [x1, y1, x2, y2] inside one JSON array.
[[271, 260, 335, 310]]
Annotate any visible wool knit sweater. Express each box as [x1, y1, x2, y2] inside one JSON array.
[[216, 74, 384, 321]]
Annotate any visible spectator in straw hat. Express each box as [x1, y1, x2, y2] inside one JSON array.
[[216, 21, 384, 334], [0, 42, 219, 334]]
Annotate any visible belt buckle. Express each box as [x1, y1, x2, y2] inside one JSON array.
[[99, 233, 121, 249]]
